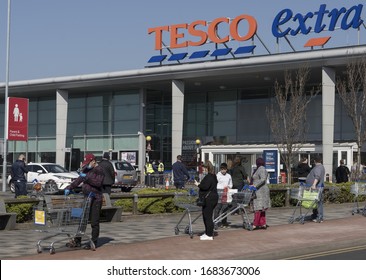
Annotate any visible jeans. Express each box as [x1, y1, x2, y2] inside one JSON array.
[[74, 198, 102, 246], [316, 191, 323, 220], [214, 203, 230, 225], [14, 180, 27, 198], [90, 199, 102, 244], [174, 181, 185, 189]]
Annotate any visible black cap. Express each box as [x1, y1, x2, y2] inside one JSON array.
[[103, 152, 110, 160]]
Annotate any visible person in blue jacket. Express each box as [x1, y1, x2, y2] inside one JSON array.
[[172, 155, 190, 189]]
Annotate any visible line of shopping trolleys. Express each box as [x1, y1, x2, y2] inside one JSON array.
[[174, 187, 255, 238], [173, 182, 341, 237]]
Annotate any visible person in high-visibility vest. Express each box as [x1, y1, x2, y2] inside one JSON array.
[[144, 160, 155, 187], [158, 159, 164, 184]]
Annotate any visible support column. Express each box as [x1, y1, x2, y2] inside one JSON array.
[[56, 89, 68, 167], [322, 67, 335, 182], [138, 88, 146, 183], [172, 80, 185, 164]]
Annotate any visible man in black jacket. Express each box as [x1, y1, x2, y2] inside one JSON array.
[[335, 159, 350, 183], [11, 154, 28, 198], [98, 152, 115, 194]]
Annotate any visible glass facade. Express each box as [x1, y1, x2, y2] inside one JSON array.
[[0, 82, 359, 169], [184, 89, 355, 145], [145, 90, 172, 168]]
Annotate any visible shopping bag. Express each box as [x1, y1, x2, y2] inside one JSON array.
[[227, 189, 237, 203], [301, 189, 318, 209]]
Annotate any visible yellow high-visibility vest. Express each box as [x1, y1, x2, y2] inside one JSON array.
[[158, 162, 164, 172], [145, 163, 154, 174]]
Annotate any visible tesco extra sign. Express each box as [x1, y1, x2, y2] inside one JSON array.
[[148, 3, 364, 51]]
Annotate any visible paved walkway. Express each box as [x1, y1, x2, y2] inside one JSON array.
[[1, 202, 366, 260]]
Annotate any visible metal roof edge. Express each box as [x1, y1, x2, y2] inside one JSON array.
[[1, 45, 366, 90]]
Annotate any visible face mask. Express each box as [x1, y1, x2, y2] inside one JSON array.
[[86, 164, 93, 169], [203, 171, 208, 176]]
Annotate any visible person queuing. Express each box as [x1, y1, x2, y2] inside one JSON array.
[[98, 152, 115, 195], [11, 154, 28, 198], [172, 155, 190, 189], [158, 159, 164, 185], [306, 155, 325, 223], [194, 161, 218, 240], [297, 157, 311, 181], [144, 159, 156, 187], [250, 157, 271, 230], [65, 153, 105, 249], [230, 157, 248, 191], [214, 163, 233, 228], [335, 159, 350, 183]]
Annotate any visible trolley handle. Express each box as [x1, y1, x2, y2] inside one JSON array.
[[242, 185, 257, 191], [299, 182, 324, 191]]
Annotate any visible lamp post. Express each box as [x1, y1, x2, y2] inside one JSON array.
[[2, 0, 11, 192], [145, 136, 152, 186], [195, 139, 201, 180], [146, 135, 152, 163]]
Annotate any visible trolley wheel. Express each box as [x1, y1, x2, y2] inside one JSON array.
[[36, 245, 42, 254], [174, 227, 179, 235], [352, 211, 355, 215], [246, 223, 253, 231], [189, 233, 194, 239], [288, 217, 294, 224], [184, 226, 190, 234], [300, 218, 305, 224], [49, 247, 55, 254]]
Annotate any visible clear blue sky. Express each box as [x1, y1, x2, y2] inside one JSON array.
[[0, 0, 364, 81]]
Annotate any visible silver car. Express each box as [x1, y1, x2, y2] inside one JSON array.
[[111, 160, 138, 192]]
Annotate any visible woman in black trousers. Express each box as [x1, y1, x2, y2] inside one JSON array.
[[194, 161, 218, 240]]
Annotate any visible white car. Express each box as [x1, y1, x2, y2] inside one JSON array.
[[8, 163, 79, 194]]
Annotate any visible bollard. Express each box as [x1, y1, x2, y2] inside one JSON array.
[[133, 193, 138, 215], [165, 177, 170, 190], [285, 187, 290, 207]]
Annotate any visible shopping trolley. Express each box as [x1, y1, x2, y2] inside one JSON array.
[[34, 193, 94, 254], [288, 184, 322, 224], [213, 188, 255, 230], [350, 182, 366, 216], [173, 191, 202, 238]]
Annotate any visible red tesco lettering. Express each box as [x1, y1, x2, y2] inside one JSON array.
[[148, 14, 257, 50]]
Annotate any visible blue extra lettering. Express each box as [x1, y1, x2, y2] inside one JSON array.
[[272, 4, 364, 38]]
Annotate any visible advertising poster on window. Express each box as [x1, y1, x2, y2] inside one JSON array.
[[121, 151, 138, 165], [7, 97, 29, 141]]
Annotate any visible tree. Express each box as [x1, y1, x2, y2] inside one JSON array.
[[336, 58, 366, 181], [266, 67, 317, 184]]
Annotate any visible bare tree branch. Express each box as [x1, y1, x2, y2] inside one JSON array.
[[266, 66, 318, 184], [336, 57, 366, 180]]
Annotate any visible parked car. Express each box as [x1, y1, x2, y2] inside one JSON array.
[[8, 162, 79, 194], [110, 160, 138, 192]]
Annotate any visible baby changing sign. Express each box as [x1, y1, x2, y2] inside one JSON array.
[[7, 97, 29, 141]]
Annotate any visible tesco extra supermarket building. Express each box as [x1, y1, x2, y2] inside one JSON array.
[[1, 3, 366, 182]]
